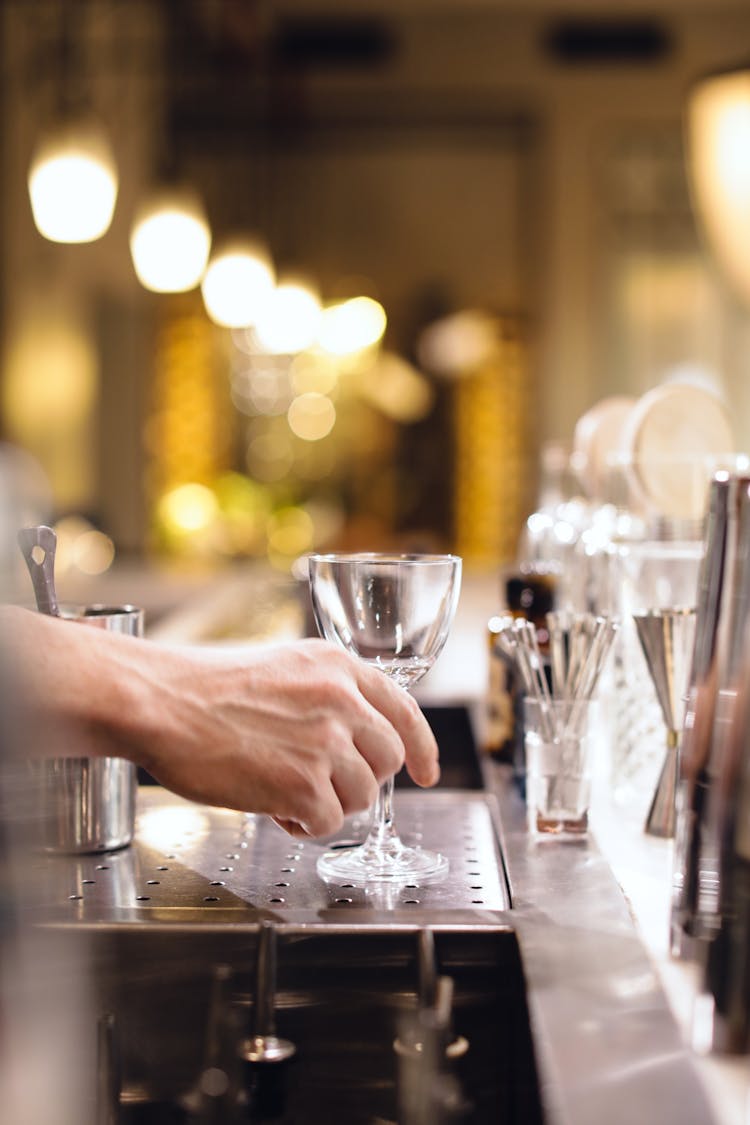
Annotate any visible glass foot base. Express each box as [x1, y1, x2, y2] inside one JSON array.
[[316, 838, 449, 885]]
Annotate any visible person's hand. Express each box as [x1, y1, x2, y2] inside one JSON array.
[[134, 639, 441, 838], [2, 608, 440, 838]]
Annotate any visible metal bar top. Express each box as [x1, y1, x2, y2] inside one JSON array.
[[31, 778, 718, 1125], [481, 758, 717, 1125]]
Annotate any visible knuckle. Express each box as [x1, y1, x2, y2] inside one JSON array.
[[314, 678, 346, 713], [289, 640, 319, 671], [309, 639, 350, 668], [295, 788, 342, 838], [287, 763, 324, 810], [323, 679, 364, 725], [316, 715, 348, 752]]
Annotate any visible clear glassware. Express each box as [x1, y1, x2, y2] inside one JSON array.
[[307, 552, 462, 884]]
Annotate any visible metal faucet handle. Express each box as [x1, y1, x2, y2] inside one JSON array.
[[237, 922, 296, 1121], [96, 1011, 121, 1125]]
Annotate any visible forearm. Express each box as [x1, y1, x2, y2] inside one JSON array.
[[0, 605, 165, 761], [0, 607, 439, 834]]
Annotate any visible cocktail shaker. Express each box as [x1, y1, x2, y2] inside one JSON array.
[[33, 605, 143, 854], [671, 473, 733, 954], [17, 525, 142, 855], [694, 476, 750, 1051], [698, 655, 750, 1054], [695, 476, 750, 924], [669, 472, 750, 1052]]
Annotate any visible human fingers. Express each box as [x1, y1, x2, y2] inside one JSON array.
[[354, 664, 440, 787], [269, 724, 383, 836], [284, 778, 348, 841], [272, 816, 314, 838], [286, 716, 381, 826], [329, 748, 381, 817], [351, 705, 406, 783], [271, 758, 376, 837]]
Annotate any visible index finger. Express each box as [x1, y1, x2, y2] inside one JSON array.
[[355, 663, 440, 787]]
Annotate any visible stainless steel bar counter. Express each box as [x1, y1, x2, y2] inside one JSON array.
[[28, 765, 721, 1125], [17, 566, 734, 1123], [481, 761, 718, 1125]]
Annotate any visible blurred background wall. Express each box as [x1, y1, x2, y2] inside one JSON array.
[[1, 0, 749, 581]]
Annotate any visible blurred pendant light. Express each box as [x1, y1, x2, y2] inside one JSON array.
[[254, 275, 323, 354], [28, 114, 119, 243], [130, 186, 212, 293], [201, 237, 275, 326], [687, 64, 750, 305], [27, 0, 118, 243], [317, 296, 387, 356]]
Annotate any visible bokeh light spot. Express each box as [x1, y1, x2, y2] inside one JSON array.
[[287, 393, 336, 441], [158, 483, 218, 533], [318, 297, 387, 356]]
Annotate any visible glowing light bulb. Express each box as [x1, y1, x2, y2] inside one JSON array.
[[201, 239, 275, 327], [688, 67, 750, 305], [28, 117, 118, 243], [130, 188, 211, 293], [318, 297, 387, 355], [254, 279, 322, 354]]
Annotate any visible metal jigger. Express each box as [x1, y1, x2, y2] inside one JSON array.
[[633, 608, 697, 838]]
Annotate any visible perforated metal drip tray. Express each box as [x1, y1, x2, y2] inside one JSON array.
[[37, 787, 510, 926], [32, 791, 540, 1124]]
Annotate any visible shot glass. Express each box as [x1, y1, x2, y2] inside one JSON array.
[[524, 698, 596, 836]]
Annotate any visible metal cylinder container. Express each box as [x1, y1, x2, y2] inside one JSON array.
[[34, 604, 143, 854]]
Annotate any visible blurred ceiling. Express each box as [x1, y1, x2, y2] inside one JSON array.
[[270, 0, 748, 11]]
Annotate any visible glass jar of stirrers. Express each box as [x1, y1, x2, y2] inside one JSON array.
[[493, 612, 618, 824]]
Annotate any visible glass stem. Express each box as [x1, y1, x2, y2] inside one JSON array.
[[362, 681, 416, 855], [367, 776, 401, 851]]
